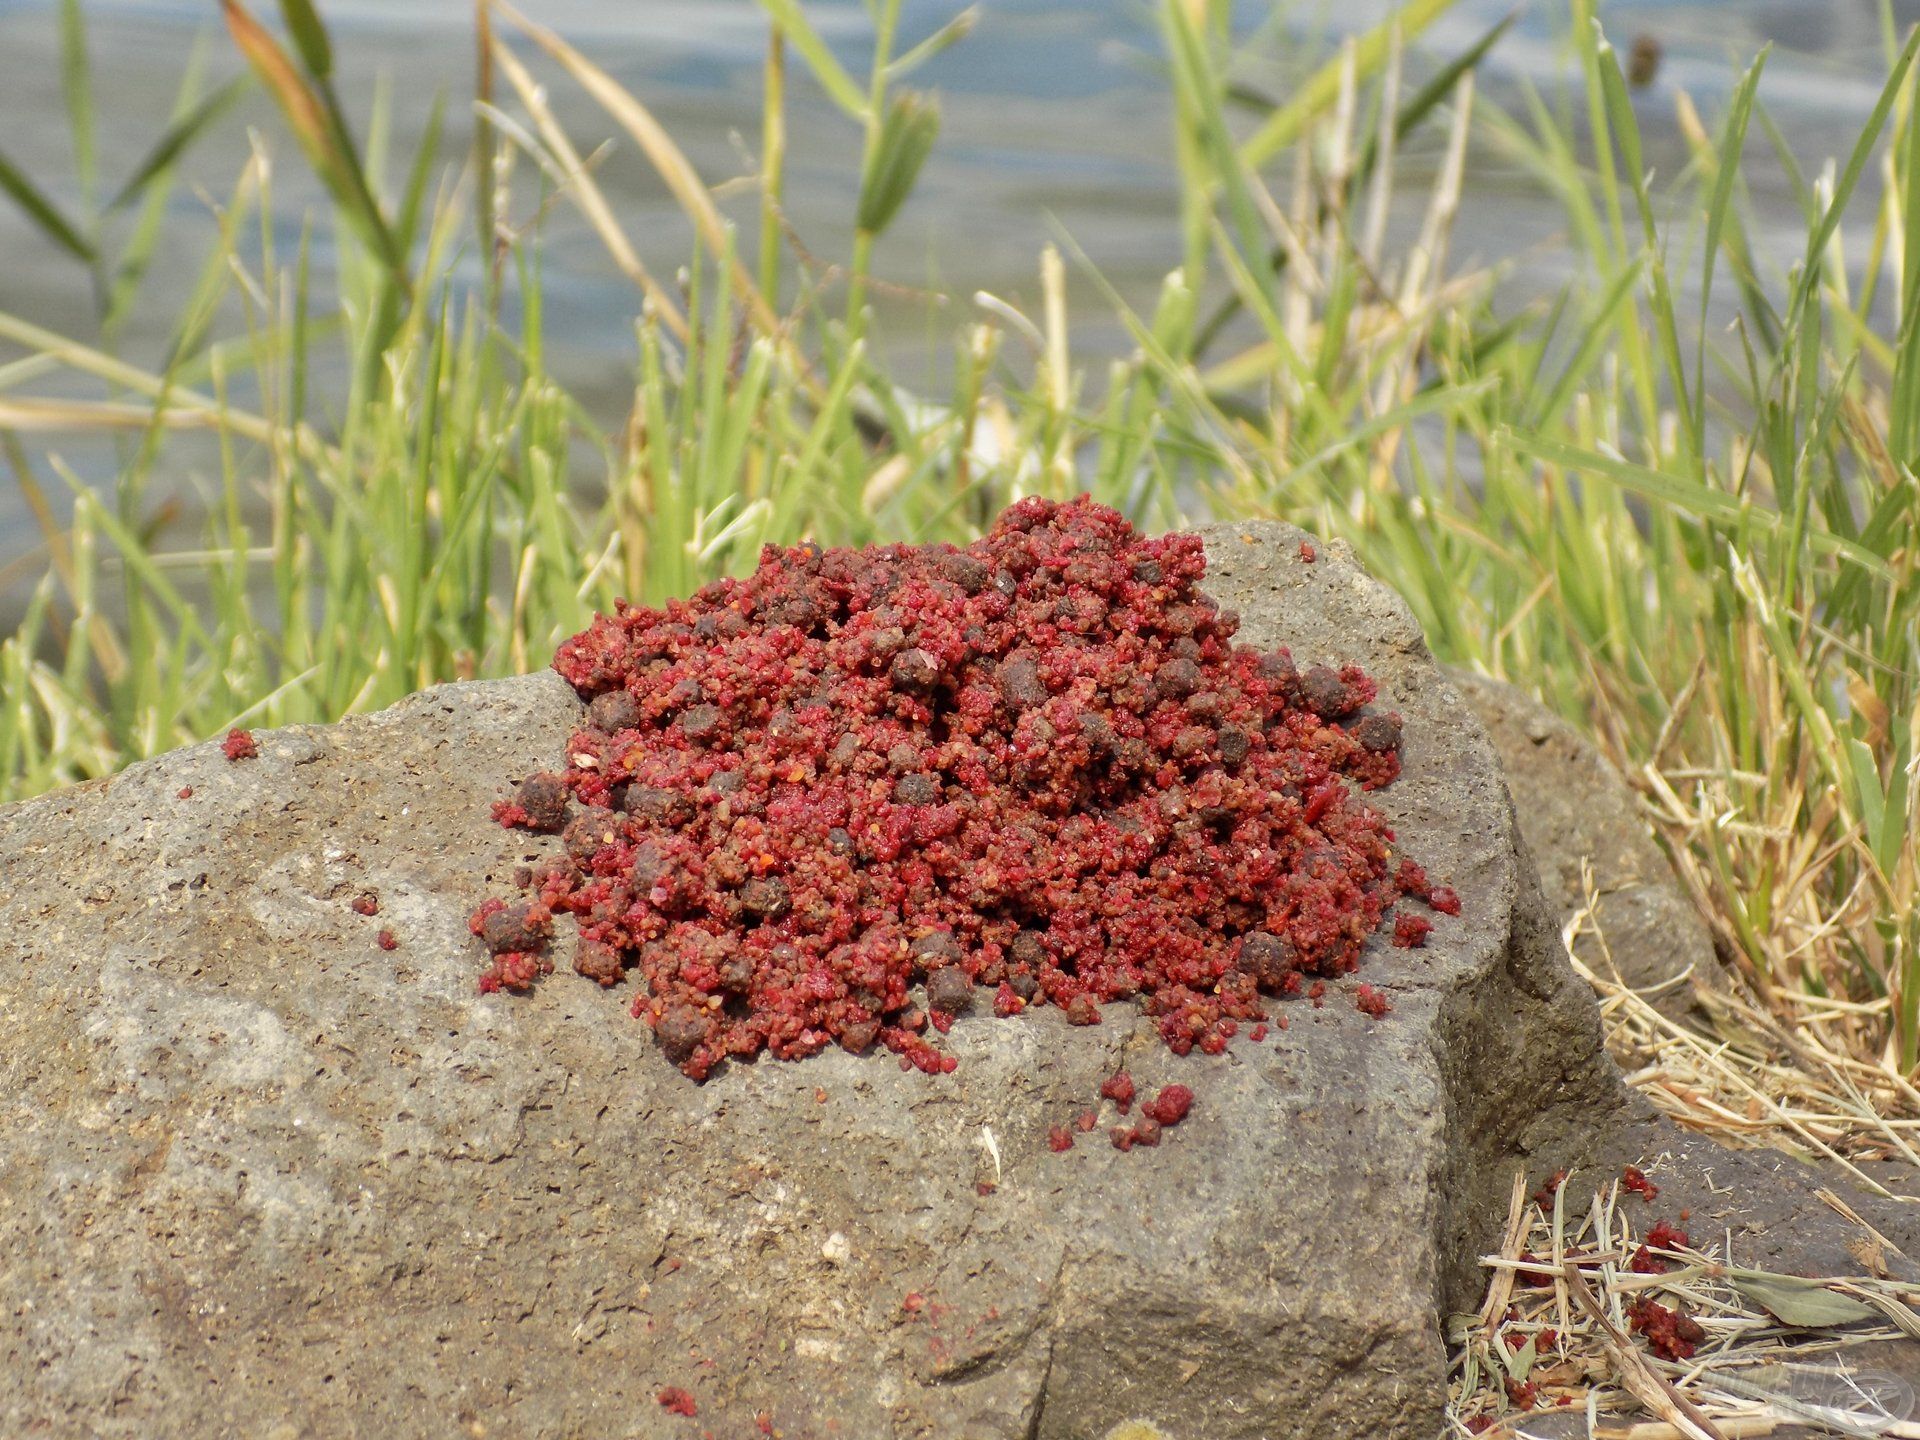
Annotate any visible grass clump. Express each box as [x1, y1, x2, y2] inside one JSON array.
[[2, 0, 1920, 1082]]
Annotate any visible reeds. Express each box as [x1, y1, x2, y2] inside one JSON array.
[[2, 0, 1919, 1080]]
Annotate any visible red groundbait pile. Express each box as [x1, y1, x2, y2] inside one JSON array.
[[474, 497, 1453, 1081]]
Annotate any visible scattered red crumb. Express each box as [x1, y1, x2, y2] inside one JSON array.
[[480, 497, 1429, 1081], [177, 786, 193, 799], [1514, 1250, 1555, 1288], [1464, 1420, 1494, 1436], [1532, 1169, 1568, 1208], [377, 929, 398, 951], [1622, 1165, 1658, 1201], [756, 1416, 774, 1436], [1099, 1071, 1136, 1113], [976, 1181, 996, 1196], [221, 728, 257, 761], [656, 1387, 698, 1417], [1392, 912, 1433, 948], [351, 893, 380, 916], [1249, 1023, 1268, 1042], [1626, 1296, 1705, 1361], [1047, 1125, 1074, 1152], [469, 897, 556, 993], [1141, 1084, 1193, 1127], [1354, 984, 1392, 1018], [815, 1087, 828, 1104], [1075, 1109, 1099, 1133], [1110, 1125, 1135, 1152], [1633, 1218, 1690, 1273], [1428, 885, 1461, 915], [1505, 1377, 1538, 1409], [1308, 979, 1327, 1007], [902, 1291, 926, 1314], [1299, 541, 1317, 563], [1647, 1219, 1689, 1250]]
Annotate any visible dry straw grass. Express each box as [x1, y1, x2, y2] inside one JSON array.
[[1448, 1164, 1920, 1436], [1448, 888, 1920, 1436]]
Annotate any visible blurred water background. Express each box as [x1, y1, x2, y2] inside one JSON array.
[[0, 0, 1911, 563]]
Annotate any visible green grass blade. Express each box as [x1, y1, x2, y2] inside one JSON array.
[[756, 0, 870, 120], [107, 77, 250, 212], [1239, 0, 1461, 168], [0, 148, 97, 263], [59, 0, 96, 210]]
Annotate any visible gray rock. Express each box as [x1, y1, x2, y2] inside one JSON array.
[[1448, 669, 1720, 1008], [0, 523, 1628, 1439]]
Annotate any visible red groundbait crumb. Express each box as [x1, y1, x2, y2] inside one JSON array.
[[656, 1387, 698, 1418], [222, 728, 257, 761], [1630, 1219, 1691, 1274], [1047, 1125, 1074, 1152], [351, 893, 380, 916], [1532, 1168, 1568, 1209], [1626, 1296, 1705, 1361], [474, 497, 1454, 1083], [177, 786, 193, 799], [1099, 1071, 1136, 1113], [1622, 1165, 1659, 1201], [377, 929, 399, 952], [1141, 1084, 1194, 1128], [1354, 984, 1392, 1018]]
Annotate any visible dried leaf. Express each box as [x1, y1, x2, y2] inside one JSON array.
[[1729, 1270, 1878, 1327]]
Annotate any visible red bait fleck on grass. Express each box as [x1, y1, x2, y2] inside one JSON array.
[[1626, 1296, 1704, 1361], [1647, 1219, 1688, 1248], [656, 1387, 698, 1417], [1354, 984, 1392, 1018], [1532, 1169, 1568, 1208], [477, 498, 1450, 1086], [351, 893, 380, 916], [222, 728, 257, 761], [1632, 1218, 1690, 1273], [1622, 1165, 1659, 1201], [1099, 1071, 1136, 1113], [377, 929, 398, 951]]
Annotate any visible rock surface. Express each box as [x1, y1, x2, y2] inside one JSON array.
[[0, 523, 1629, 1439], [1448, 669, 1719, 1007]]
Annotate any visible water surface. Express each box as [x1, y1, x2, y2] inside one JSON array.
[[0, 0, 1909, 565]]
